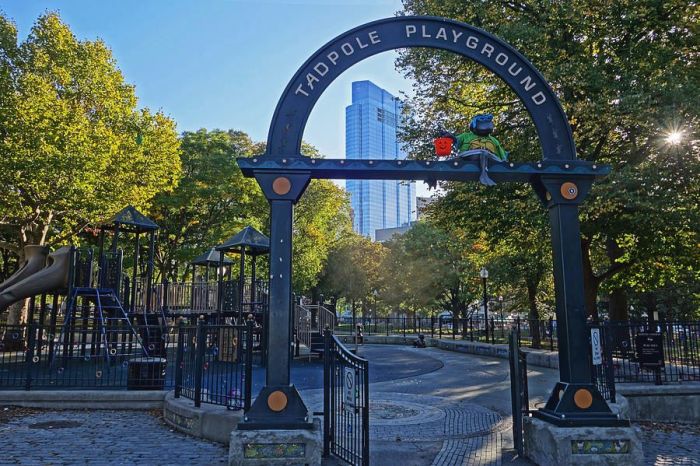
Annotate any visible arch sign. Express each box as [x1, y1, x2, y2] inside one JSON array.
[[237, 16, 622, 431], [266, 16, 574, 161]]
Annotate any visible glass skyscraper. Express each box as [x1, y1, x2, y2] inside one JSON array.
[[346, 80, 416, 240]]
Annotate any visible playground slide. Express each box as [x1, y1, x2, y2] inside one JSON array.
[[0, 246, 71, 311], [0, 245, 49, 294]]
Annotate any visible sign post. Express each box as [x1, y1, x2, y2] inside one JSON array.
[[591, 328, 602, 366], [344, 367, 356, 413], [635, 332, 664, 385]]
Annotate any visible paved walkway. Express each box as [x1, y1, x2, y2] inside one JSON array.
[[0, 408, 228, 465], [1, 344, 698, 465]]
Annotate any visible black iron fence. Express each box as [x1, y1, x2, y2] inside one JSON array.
[[174, 320, 253, 410], [0, 322, 175, 390], [335, 316, 557, 350], [508, 331, 529, 458], [323, 330, 369, 466], [598, 320, 700, 385], [0, 319, 253, 411]]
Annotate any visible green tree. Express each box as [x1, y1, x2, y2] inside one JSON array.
[[293, 179, 353, 292], [381, 221, 477, 320], [399, 0, 699, 320], [150, 129, 267, 281], [318, 233, 387, 320], [0, 12, 181, 254]]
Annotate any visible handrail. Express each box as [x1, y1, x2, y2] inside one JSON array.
[[295, 304, 311, 355], [329, 331, 367, 365], [301, 304, 336, 332], [317, 304, 336, 332]]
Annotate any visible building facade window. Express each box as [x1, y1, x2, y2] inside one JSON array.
[[345, 80, 416, 240]]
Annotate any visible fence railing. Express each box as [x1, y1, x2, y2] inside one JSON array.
[[323, 330, 369, 466], [133, 279, 269, 317], [334, 316, 557, 350], [599, 320, 700, 385], [0, 319, 254, 410], [0, 322, 174, 390], [174, 320, 253, 410], [294, 305, 312, 356]]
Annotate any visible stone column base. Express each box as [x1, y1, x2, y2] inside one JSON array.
[[524, 416, 643, 465], [228, 417, 322, 466]]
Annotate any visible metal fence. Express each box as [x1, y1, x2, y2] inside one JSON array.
[[323, 330, 369, 466], [0, 319, 254, 411], [174, 320, 253, 410], [508, 331, 529, 457], [599, 321, 700, 384], [0, 322, 175, 390], [335, 316, 558, 350]]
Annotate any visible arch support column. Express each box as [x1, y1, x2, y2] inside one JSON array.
[[239, 171, 312, 430], [532, 176, 621, 426]]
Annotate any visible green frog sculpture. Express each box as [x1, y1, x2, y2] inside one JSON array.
[[440, 114, 508, 186]]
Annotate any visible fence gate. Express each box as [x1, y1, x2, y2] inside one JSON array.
[[508, 331, 529, 457], [323, 330, 369, 466]]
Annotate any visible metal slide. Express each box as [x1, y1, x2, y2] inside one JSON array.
[[0, 246, 72, 311]]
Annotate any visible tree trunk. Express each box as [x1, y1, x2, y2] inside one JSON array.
[[608, 288, 629, 321], [527, 282, 541, 349], [581, 239, 600, 320], [4, 247, 28, 326], [606, 239, 628, 321]]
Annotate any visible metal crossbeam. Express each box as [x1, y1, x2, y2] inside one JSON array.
[[237, 157, 610, 182]]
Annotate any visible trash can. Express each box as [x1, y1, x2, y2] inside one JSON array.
[[127, 357, 166, 390]]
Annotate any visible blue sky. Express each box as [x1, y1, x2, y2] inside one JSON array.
[[2, 0, 413, 159]]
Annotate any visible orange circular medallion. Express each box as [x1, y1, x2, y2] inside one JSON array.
[[573, 388, 593, 409], [560, 182, 578, 200], [267, 390, 288, 412], [272, 177, 292, 195]]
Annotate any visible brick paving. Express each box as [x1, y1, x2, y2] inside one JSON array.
[[640, 423, 700, 466], [0, 409, 228, 465], [1, 345, 699, 465]]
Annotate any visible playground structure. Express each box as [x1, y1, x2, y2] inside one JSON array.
[[0, 207, 272, 366]]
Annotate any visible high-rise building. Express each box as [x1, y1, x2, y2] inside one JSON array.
[[345, 81, 416, 240]]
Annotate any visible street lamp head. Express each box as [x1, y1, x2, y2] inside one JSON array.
[[480, 267, 489, 279]]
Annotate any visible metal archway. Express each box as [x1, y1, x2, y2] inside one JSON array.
[[266, 16, 575, 161], [238, 16, 621, 431]]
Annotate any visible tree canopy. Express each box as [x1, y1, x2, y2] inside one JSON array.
[[398, 0, 699, 320], [0, 13, 181, 255]]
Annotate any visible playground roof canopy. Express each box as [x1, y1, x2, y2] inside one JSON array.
[[191, 247, 235, 266], [216, 226, 270, 255], [105, 206, 159, 232]]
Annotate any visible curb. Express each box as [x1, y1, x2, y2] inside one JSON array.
[[0, 390, 166, 409], [163, 391, 244, 444], [338, 334, 560, 369]]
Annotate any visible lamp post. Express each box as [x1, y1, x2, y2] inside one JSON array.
[[498, 295, 504, 339], [480, 267, 489, 341]]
